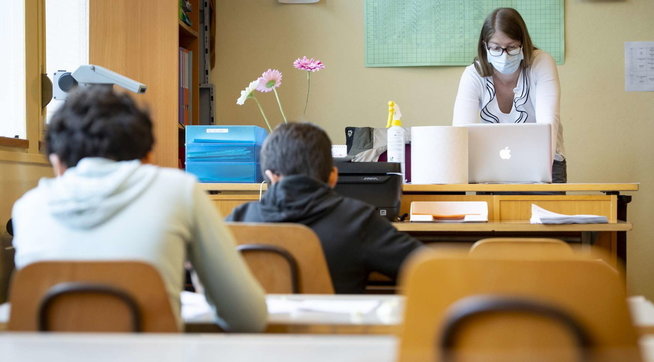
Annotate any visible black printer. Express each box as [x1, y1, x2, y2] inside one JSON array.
[[333, 160, 403, 221]]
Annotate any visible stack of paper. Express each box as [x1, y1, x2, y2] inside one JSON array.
[[410, 201, 488, 223], [628, 295, 654, 327], [530, 204, 608, 224]]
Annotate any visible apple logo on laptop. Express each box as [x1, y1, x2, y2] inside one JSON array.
[[499, 146, 511, 160]]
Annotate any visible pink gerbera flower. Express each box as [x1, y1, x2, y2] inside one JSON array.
[[256, 69, 283, 93], [293, 56, 325, 72]]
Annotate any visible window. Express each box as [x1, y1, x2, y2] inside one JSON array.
[[0, 0, 88, 159], [0, 0, 43, 158], [0, 1, 27, 140], [45, 0, 89, 123]]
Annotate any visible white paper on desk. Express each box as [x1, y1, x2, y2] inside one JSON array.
[[530, 204, 608, 224], [628, 295, 654, 326], [181, 291, 214, 320], [267, 298, 381, 315], [411, 126, 468, 184], [0, 303, 10, 324], [410, 201, 488, 223]]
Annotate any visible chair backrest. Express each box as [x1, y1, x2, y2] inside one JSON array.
[[397, 249, 641, 362], [227, 222, 334, 294], [8, 261, 179, 332], [469, 238, 574, 258]]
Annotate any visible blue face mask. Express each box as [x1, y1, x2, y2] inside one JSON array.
[[486, 48, 524, 74]]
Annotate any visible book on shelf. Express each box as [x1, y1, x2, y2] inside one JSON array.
[[179, 0, 192, 26], [179, 47, 193, 126], [529, 204, 608, 224]]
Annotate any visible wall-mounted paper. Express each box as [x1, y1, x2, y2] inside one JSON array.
[[410, 126, 467, 184], [625, 42, 654, 92]]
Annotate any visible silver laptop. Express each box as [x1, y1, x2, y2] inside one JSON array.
[[461, 123, 552, 183]]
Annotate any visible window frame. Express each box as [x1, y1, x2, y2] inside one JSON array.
[[0, 0, 47, 164]]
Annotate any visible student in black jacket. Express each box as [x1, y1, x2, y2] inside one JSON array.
[[226, 122, 423, 293]]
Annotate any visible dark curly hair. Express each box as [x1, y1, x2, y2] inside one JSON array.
[[261, 122, 333, 183], [46, 85, 154, 167]]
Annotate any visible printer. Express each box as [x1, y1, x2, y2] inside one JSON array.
[[333, 160, 403, 221]]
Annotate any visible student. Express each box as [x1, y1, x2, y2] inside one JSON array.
[[226, 122, 423, 294], [11, 86, 267, 332], [452, 7, 566, 182]]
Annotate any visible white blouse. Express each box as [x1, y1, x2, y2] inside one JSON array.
[[453, 50, 565, 160]]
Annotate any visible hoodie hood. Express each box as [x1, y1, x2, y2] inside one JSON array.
[[259, 175, 343, 224], [41, 158, 157, 229]]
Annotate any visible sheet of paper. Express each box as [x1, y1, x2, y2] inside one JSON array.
[[181, 292, 388, 321], [628, 295, 654, 326], [530, 204, 608, 224], [0, 303, 9, 323], [625, 42, 654, 92], [267, 298, 382, 315], [181, 291, 214, 320], [410, 201, 488, 223]]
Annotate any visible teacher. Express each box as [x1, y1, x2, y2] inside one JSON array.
[[452, 7, 566, 183]]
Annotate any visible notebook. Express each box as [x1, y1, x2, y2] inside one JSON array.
[[461, 123, 552, 184]]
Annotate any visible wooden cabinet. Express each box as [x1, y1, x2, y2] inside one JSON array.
[[202, 183, 634, 223], [400, 194, 617, 222], [89, 0, 206, 168], [200, 183, 637, 265]]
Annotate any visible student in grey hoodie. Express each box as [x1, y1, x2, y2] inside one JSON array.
[[11, 86, 267, 332], [227, 122, 423, 293]]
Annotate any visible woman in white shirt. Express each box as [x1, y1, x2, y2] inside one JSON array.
[[453, 7, 566, 182]]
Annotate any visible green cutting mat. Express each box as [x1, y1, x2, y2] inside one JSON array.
[[365, 0, 564, 67]]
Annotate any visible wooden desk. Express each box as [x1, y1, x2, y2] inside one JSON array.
[[4, 333, 654, 362], [202, 183, 638, 264], [0, 293, 401, 334], [3, 294, 654, 337], [0, 333, 397, 362]]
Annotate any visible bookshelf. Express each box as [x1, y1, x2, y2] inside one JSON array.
[[89, 0, 211, 168], [178, 0, 200, 128]]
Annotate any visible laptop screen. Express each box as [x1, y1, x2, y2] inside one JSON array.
[[460, 123, 552, 183]]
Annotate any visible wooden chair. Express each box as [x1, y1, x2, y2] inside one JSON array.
[[8, 261, 179, 332], [397, 249, 641, 362], [469, 238, 574, 258], [227, 222, 334, 294]]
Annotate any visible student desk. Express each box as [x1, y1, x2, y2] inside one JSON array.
[[202, 183, 638, 265], [5, 333, 654, 362], [2, 294, 654, 337], [0, 333, 397, 362], [0, 293, 402, 334]]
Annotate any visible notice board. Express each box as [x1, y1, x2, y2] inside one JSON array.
[[364, 0, 564, 67]]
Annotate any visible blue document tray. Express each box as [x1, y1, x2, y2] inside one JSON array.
[[185, 126, 267, 182], [186, 161, 263, 183], [185, 125, 267, 163]]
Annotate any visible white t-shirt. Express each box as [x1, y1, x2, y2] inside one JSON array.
[[453, 50, 565, 161]]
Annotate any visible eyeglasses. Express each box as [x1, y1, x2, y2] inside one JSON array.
[[486, 43, 522, 57]]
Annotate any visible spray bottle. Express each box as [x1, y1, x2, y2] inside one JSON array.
[[386, 101, 405, 182]]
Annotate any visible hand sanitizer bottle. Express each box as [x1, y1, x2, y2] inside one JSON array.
[[386, 101, 405, 182]]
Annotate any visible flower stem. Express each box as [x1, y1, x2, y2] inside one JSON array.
[[252, 95, 273, 132], [272, 88, 288, 124], [303, 72, 311, 117]]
